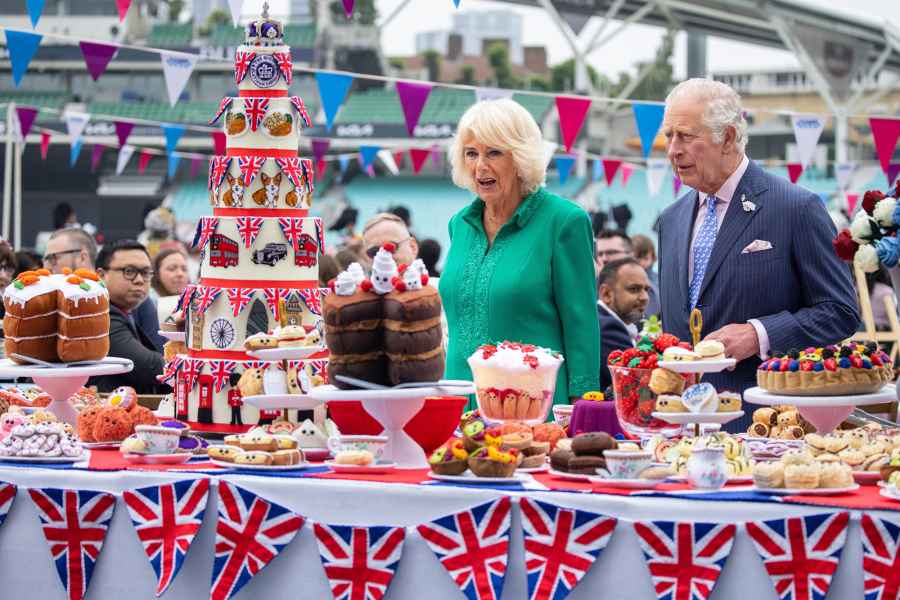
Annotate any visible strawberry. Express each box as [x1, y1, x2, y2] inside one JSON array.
[[824, 358, 837, 371], [421, 273, 429, 286], [608, 350, 624, 364]]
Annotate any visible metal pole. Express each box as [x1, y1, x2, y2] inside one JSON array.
[[13, 140, 21, 250], [834, 106, 849, 165], [2, 102, 13, 242]]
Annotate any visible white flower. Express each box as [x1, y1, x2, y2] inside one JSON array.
[[854, 243, 880, 273], [874, 198, 898, 227], [850, 212, 876, 244]]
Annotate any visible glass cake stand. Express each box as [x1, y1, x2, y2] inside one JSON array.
[[309, 381, 476, 469], [0, 357, 134, 425], [743, 385, 896, 434]]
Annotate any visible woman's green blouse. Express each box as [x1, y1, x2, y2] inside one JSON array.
[[439, 186, 601, 408]]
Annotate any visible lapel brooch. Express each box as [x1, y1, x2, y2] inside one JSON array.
[[741, 194, 756, 213]]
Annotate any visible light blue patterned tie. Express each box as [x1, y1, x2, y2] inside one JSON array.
[[689, 196, 719, 309]]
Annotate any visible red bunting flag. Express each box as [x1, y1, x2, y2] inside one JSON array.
[[316, 159, 327, 181], [555, 96, 592, 153], [601, 159, 621, 186], [870, 117, 900, 174], [620, 162, 634, 187], [396, 81, 433, 136], [787, 163, 803, 184], [138, 149, 153, 174], [847, 193, 859, 215], [861, 513, 900, 600], [115, 0, 132, 21], [78, 41, 117, 81], [40, 130, 51, 160], [212, 131, 227, 155], [393, 151, 405, 170], [410, 148, 430, 174]]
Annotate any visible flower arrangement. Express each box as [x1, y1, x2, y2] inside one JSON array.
[[832, 186, 900, 272]]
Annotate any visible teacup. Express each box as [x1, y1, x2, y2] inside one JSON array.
[[552, 404, 574, 431], [134, 425, 182, 455], [327, 435, 388, 461], [602, 449, 653, 479]]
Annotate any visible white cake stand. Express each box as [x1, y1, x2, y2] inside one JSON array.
[[309, 381, 475, 469], [157, 330, 185, 343], [242, 394, 323, 411], [0, 357, 134, 425], [246, 346, 326, 361], [657, 358, 736, 373], [652, 411, 744, 425], [743, 385, 896, 433]]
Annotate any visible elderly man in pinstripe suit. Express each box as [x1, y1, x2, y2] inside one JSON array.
[[657, 79, 859, 429]]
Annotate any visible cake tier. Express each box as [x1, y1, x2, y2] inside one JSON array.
[[235, 44, 292, 95], [209, 156, 313, 211], [218, 97, 309, 152]]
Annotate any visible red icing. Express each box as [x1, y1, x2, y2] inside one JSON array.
[[397, 263, 408, 274], [383, 242, 396, 252], [523, 354, 539, 369], [359, 279, 373, 292], [421, 273, 429, 286]]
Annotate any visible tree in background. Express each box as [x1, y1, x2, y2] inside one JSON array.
[[423, 50, 442, 82], [487, 43, 523, 89], [456, 64, 477, 86], [612, 29, 676, 100], [198, 8, 230, 36], [164, 0, 184, 22], [550, 58, 604, 92], [529, 76, 550, 91]]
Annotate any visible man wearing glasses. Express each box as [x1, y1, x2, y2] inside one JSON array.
[[43, 228, 97, 274], [362, 213, 419, 269], [89, 240, 166, 394]]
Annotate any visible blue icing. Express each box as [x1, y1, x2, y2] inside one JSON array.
[[789, 360, 799, 371], [682, 382, 717, 411], [839, 357, 851, 369], [813, 362, 824, 372], [770, 360, 781, 371], [862, 358, 873, 369]]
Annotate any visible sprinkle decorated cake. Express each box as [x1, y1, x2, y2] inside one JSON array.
[[3, 269, 110, 364], [757, 343, 893, 396]]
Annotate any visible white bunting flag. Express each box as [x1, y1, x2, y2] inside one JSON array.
[[228, 0, 243, 26], [64, 111, 90, 146], [475, 87, 515, 103], [377, 149, 399, 176], [542, 140, 558, 168], [116, 144, 135, 175], [646, 158, 669, 197], [791, 114, 826, 170], [835, 162, 855, 191], [160, 51, 198, 107]]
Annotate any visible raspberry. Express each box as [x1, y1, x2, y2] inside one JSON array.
[[653, 334, 680, 352], [523, 355, 539, 369]]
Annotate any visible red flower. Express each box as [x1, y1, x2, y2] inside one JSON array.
[[832, 229, 859, 262], [862, 190, 886, 214]]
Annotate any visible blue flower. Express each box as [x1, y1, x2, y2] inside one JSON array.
[[892, 202, 900, 228], [877, 236, 900, 268]]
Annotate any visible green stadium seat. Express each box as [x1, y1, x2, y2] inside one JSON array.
[[148, 22, 193, 47]]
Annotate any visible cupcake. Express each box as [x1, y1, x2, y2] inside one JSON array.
[[753, 461, 785, 488], [428, 440, 469, 476], [467, 445, 519, 477], [784, 463, 820, 489], [819, 462, 853, 488]]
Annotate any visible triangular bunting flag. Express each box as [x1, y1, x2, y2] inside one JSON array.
[[847, 193, 860, 215], [123, 479, 210, 597], [316, 159, 327, 181], [167, 154, 181, 179], [453, 0, 462, 6], [634, 520, 736, 600], [791, 114, 826, 170], [16, 107, 38, 140], [746, 512, 849, 600], [90, 144, 105, 172], [342, 0, 355, 18], [359, 145, 380, 171], [555, 155, 575, 186], [392, 150, 405, 169], [114, 121, 134, 148], [410, 148, 430, 174], [274, 53, 293, 86], [889, 163, 900, 187], [542, 141, 557, 168], [243, 98, 269, 132], [314, 217, 325, 254], [237, 156, 266, 187], [26, 0, 44, 27], [181, 358, 203, 390], [161, 52, 198, 106], [275, 157, 310, 190], [190, 157, 203, 179], [314, 523, 405, 600], [620, 163, 634, 187], [601, 159, 621, 186], [163, 124, 185, 155], [277, 217, 305, 253], [296, 288, 322, 315], [227, 0, 243, 26], [69, 139, 83, 167], [475, 87, 514, 102], [870, 118, 900, 174], [263, 288, 290, 321], [194, 285, 222, 315], [316, 72, 353, 131], [378, 149, 399, 175], [835, 162, 854, 190], [555, 96, 592, 153], [115, 0, 132, 22], [6, 30, 42, 86], [312, 139, 330, 165], [646, 158, 668, 196], [194, 217, 220, 251], [79, 41, 118, 81], [632, 102, 665, 158], [40, 130, 50, 160], [417, 497, 512, 600], [591, 159, 602, 182], [29, 488, 116, 600], [861, 513, 900, 600], [520, 498, 616, 600], [233, 51, 255, 86], [673, 175, 683, 196], [117, 145, 135, 175], [787, 162, 803, 184], [396, 81, 433, 136], [64, 111, 90, 145], [138, 150, 153, 174], [0, 482, 16, 529], [225, 288, 255, 316], [210, 360, 237, 393], [289, 96, 312, 127], [209, 97, 233, 125], [212, 131, 227, 155]]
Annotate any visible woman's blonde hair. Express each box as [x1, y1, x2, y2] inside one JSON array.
[[449, 98, 546, 196]]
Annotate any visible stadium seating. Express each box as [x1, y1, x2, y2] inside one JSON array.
[[0, 91, 70, 122], [148, 22, 194, 47], [86, 101, 219, 124]]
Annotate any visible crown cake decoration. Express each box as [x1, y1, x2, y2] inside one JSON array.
[[246, 2, 284, 46]]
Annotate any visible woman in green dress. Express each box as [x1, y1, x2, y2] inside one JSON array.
[[440, 99, 600, 411]]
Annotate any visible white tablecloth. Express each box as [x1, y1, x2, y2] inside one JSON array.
[[0, 466, 883, 600]]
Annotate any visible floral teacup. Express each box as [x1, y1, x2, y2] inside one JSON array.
[[134, 425, 181, 455], [326, 435, 388, 461], [602, 449, 653, 479]]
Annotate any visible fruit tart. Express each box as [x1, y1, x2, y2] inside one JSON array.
[[467, 445, 521, 478], [428, 439, 469, 476]]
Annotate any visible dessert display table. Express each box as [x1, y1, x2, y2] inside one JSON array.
[[0, 357, 133, 425], [744, 384, 896, 433]]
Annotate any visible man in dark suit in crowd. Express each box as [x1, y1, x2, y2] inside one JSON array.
[[657, 78, 859, 428], [595, 230, 660, 321], [89, 240, 166, 394], [597, 257, 651, 390]]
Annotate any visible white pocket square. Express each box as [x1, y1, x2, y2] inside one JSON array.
[[741, 240, 773, 254]]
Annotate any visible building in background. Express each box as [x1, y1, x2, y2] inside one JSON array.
[[416, 10, 524, 65]]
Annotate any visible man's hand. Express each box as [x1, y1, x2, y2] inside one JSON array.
[[703, 323, 760, 362]]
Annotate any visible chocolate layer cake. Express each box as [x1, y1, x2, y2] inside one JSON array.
[[384, 286, 444, 384]]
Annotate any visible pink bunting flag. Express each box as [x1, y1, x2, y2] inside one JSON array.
[[410, 148, 430, 174], [190, 157, 202, 179], [342, 0, 355, 18], [396, 81, 433, 136], [847, 193, 860, 214], [786, 162, 803, 184], [431, 144, 443, 168], [16, 107, 38, 139], [601, 159, 621, 186], [870, 117, 900, 174], [40, 130, 50, 160], [212, 131, 226, 155], [555, 96, 592, 153], [620, 163, 634, 187], [115, 0, 132, 21], [138, 150, 152, 174], [888, 163, 900, 187], [673, 175, 683, 196], [78, 41, 117, 81], [315, 160, 327, 181], [114, 121, 134, 147], [90, 144, 104, 172]]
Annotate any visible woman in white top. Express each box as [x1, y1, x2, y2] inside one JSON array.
[[150, 247, 190, 324]]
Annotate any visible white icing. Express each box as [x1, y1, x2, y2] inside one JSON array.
[[236, 45, 290, 93], [214, 159, 311, 209], [346, 262, 365, 285], [4, 273, 107, 308], [334, 271, 357, 296], [402, 259, 428, 291], [225, 97, 299, 152], [371, 247, 398, 295], [467, 343, 563, 398], [58, 332, 109, 341]]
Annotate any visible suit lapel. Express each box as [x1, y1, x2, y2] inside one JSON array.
[[697, 160, 768, 300], [676, 191, 700, 305]]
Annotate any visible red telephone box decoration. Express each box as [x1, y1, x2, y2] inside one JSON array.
[[176, 370, 189, 421], [197, 374, 214, 424]]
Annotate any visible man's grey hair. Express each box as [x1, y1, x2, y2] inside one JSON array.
[[666, 78, 748, 154], [49, 227, 97, 266]]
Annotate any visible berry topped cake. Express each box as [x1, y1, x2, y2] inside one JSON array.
[[757, 343, 893, 396]]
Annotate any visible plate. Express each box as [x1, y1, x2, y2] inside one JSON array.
[[246, 346, 327, 361], [427, 471, 530, 484], [517, 464, 549, 474], [310, 382, 476, 402], [751, 484, 860, 496], [743, 385, 896, 406], [0, 453, 84, 463], [81, 441, 121, 450], [853, 471, 884, 485], [157, 330, 185, 342], [589, 476, 664, 489], [123, 452, 193, 465], [652, 411, 744, 425], [324, 461, 397, 474], [657, 358, 736, 373], [242, 394, 324, 411], [0, 357, 133, 379], [668, 474, 754, 484], [209, 458, 312, 471], [547, 468, 593, 482], [879, 486, 900, 501]]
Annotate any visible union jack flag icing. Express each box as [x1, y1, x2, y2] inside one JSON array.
[[236, 216, 264, 248], [264, 287, 290, 320], [157, 356, 183, 385], [243, 360, 271, 372], [210, 360, 238, 393], [289, 96, 312, 127], [860, 514, 900, 600], [746, 511, 849, 600], [210, 481, 304, 600], [209, 97, 233, 125], [233, 51, 255, 85], [0, 482, 16, 529], [29, 488, 116, 600], [176, 284, 196, 316], [278, 217, 305, 252], [181, 358, 203, 390], [243, 98, 270, 132], [314, 217, 325, 254], [417, 497, 512, 600], [297, 288, 322, 316], [519, 498, 617, 600], [193, 216, 220, 251], [238, 155, 267, 187], [309, 359, 328, 379], [275, 157, 312, 190], [273, 52, 293, 85], [208, 156, 231, 191], [314, 523, 406, 600], [634, 520, 736, 600], [194, 285, 222, 314], [226, 287, 256, 317], [123, 479, 210, 597]]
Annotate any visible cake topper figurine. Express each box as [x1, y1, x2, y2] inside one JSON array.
[[262, 1, 269, 19]]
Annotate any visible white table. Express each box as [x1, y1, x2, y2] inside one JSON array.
[[0, 466, 881, 600]]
